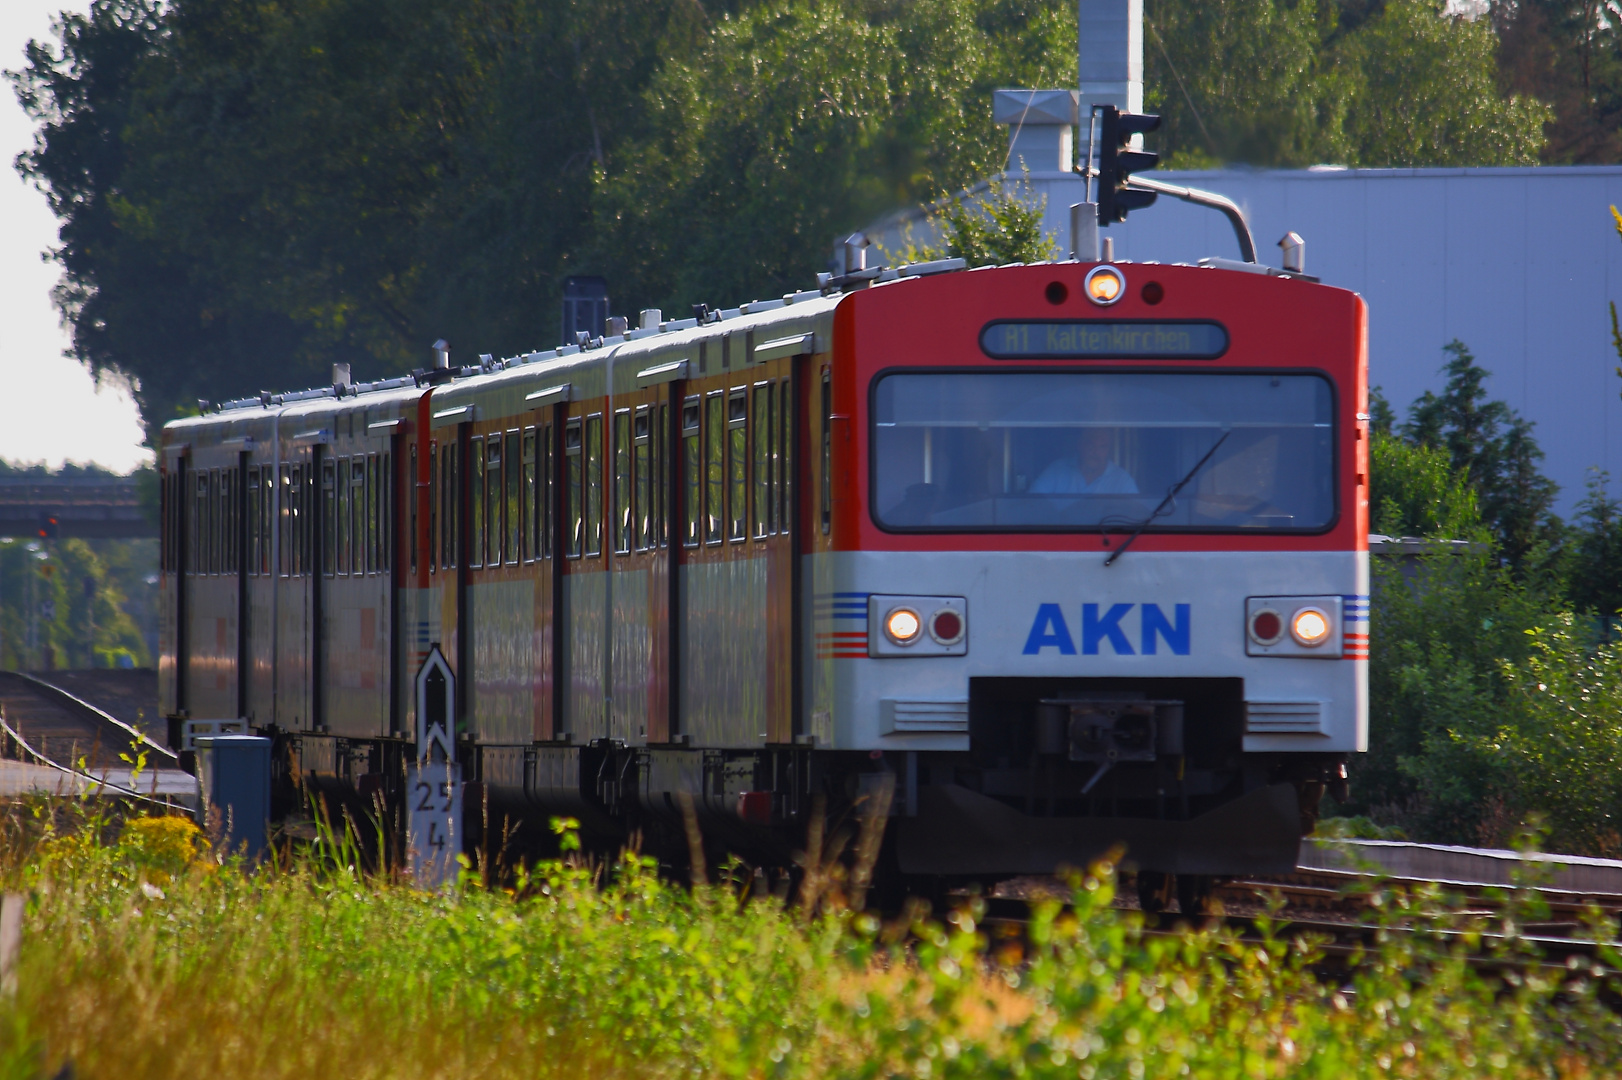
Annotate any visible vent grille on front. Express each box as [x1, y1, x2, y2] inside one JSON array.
[[880, 699, 970, 734], [1245, 701, 1326, 736]]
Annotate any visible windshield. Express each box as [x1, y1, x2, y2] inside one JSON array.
[[871, 371, 1335, 532]]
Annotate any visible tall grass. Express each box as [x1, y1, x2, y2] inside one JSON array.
[[1, 798, 1619, 1080]]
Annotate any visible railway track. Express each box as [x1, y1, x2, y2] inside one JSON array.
[[0, 670, 194, 803], [983, 843, 1622, 976]]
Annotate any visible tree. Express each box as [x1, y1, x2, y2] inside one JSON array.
[[1341, 0, 1549, 166], [1401, 339, 1560, 568], [1145, 0, 1548, 168], [1495, 0, 1622, 164], [1368, 431, 1487, 540]]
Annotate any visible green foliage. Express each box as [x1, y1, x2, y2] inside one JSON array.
[[1146, 0, 1549, 168], [1368, 431, 1486, 540], [3, 814, 1620, 1079], [1485, 615, 1622, 855], [1354, 547, 1552, 844], [1495, 0, 1622, 164], [882, 173, 1057, 268], [1339, 0, 1550, 167], [0, 535, 151, 671]]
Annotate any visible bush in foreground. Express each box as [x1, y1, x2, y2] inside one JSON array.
[[1, 807, 1619, 1079]]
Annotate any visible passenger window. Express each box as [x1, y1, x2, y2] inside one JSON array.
[[565, 419, 583, 559], [634, 407, 651, 551], [657, 402, 669, 548], [246, 468, 259, 576], [820, 368, 831, 535], [614, 409, 632, 554], [779, 378, 793, 535], [521, 428, 536, 562], [441, 443, 459, 571], [753, 383, 771, 538], [705, 393, 723, 544], [505, 431, 520, 565], [728, 389, 747, 541], [682, 398, 701, 548], [585, 414, 603, 558], [485, 435, 503, 568], [469, 436, 485, 568], [322, 461, 337, 576], [366, 453, 379, 574], [538, 423, 552, 560]]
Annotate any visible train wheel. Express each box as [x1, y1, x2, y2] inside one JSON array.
[[1177, 873, 1213, 917], [1137, 870, 1173, 913]]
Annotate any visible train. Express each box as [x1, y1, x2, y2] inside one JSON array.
[[159, 244, 1367, 902]]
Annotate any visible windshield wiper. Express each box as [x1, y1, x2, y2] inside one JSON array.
[[1104, 429, 1231, 567]]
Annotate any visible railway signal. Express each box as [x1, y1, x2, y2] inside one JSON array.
[[37, 513, 58, 540], [1095, 105, 1160, 225]]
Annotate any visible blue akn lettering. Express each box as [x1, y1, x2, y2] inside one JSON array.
[[1141, 603, 1191, 655], [1022, 603, 1077, 655], [1083, 603, 1135, 655]]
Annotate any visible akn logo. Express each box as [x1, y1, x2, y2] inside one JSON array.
[[1022, 603, 1191, 656]]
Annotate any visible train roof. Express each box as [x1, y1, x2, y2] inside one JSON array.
[[161, 252, 1342, 450]]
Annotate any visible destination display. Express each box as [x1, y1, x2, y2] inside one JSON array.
[[980, 320, 1228, 359]]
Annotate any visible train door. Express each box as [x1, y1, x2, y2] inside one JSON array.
[[528, 413, 557, 740], [462, 418, 535, 745], [244, 459, 277, 722], [320, 431, 392, 738], [677, 334, 799, 745], [160, 447, 190, 720], [607, 383, 673, 744], [186, 451, 241, 718], [558, 405, 606, 740], [274, 448, 315, 730]]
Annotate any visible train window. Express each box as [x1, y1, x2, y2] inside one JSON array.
[[486, 435, 504, 567], [504, 431, 520, 565], [409, 445, 418, 574], [820, 368, 831, 535], [289, 465, 303, 577], [538, 423, 553, 560], [682, 398, 700, 548], [585, 413, 603, 558], [728, 389, 747, 542], [633, 407, 651, 551], [211, 469, 223, 574], [565, 419, 582, 559], [658, 402, 669, 548], [613, 409, 632, 555], [486, 436, 505, 567], [521, 428, 536, 562], [427, 444, 438, 573], [382, 451, 392, 573], [704, 393, 723, 545], [870, 371, 1337, 533], [470, 436, 485, 569], [277, 466, 290, 576], [779, 378, 793, 536], [302, 464, 315, 576], [321, 461, 336, 576], [262, 472, 273, 575], [441, 443, 459, 571], [247, 469, 260, 576], [753, 383, 772, 538], [366, 454, 379, 574], [336, 457, 351, 575]]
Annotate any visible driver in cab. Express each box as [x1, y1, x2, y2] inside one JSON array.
[[1030, 427, 1139, 494]]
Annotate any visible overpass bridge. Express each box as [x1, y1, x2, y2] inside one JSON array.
[[0, 474, 155, 540]]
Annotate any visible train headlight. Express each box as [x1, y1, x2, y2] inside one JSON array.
[[1290, 606, 1331, 647], [884, 607, 922, 645], [1084, 265, 1125, 306]]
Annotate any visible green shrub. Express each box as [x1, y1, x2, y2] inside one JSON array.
[[1, 808, 1619, 1080]]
